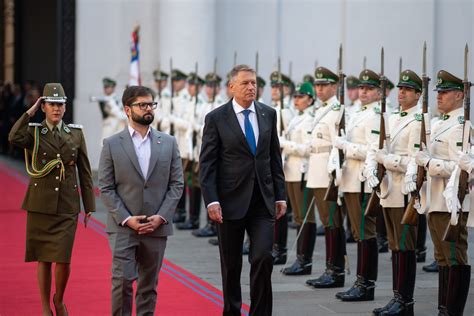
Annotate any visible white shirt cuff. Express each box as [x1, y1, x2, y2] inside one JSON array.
[[121, 216, 131, 226], [207, 201, 220, 208], [276, 200, 287, 204]]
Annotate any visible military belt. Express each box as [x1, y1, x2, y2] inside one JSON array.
[[313, 145, 332, 153]]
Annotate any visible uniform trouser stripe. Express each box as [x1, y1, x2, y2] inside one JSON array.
[[450, 242, 458, 266], [360, 193, 367, 241], [328, 202, 336, 228], [399, 224, 409, 251]]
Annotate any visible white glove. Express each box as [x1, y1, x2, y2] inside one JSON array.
[[404, 173, 417, 193], [327, 148, 339, 174], [415, 150, 431, 167], [334, 136, 347, 151], [374, 149, 388, 164], [366, 168, 380, 188], [458, 152, 473, 173]]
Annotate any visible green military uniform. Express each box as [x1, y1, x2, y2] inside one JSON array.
[[8, 83, 95, 263]]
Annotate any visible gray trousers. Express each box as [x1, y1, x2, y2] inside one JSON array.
[[108, 232, 167, 316]]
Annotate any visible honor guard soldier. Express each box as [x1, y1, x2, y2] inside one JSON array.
[[203, 72, 224, 107], [173, 73, 206, 232], [304, 67, 346, 286], [152, 70, 172, 133], [97, 77, 127, 142], [414, 70, 471, 315], [346, 76, 361, 119], [303, 74, 315, 86], [278, 82, 316, 275], [257, 76, 266, 103], [9, 83, 95, 314], [368, 70, 422, 316], [334, 69, 381, 301]]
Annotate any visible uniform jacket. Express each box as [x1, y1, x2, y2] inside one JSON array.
[[9, 112, 95, 214]]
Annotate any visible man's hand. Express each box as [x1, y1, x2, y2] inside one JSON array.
[[275, 201, 287, 220], [208, 204, 223, 224], [26, 96, 44, 117], [138, 215, 164, 235], [366, 168, 380, 188], [334, 136, 347, 151], [126, 215, 148, 231]]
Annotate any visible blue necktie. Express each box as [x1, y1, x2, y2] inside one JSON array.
[[243, 109, 257, 155]]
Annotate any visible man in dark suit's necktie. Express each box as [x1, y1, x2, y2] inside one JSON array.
[[243, 109, 256, 155]]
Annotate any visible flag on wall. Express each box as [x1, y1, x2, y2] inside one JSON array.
[[129, 25, 141, 86]]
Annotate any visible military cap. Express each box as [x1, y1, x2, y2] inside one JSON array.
[[397, 70, 422, 92], [434, 70, 463, 91], [314, 67, 339, 84], [171, 69, 188, 81], [257, 76, 266, 88], [225, 72, 233, 85], [294, 82, 315, 99], [102, 77, 116, 88], [270, 71, 293, 87], [303, 74, 315, 85], [205, 72, 222, 85], [386, 78, 395, 90], [187, 72, 205, 85], [43, 83, 67, 103], [153, 70, 169, 81], [346, 75, 360, 89], [358, 69, 381, 88]]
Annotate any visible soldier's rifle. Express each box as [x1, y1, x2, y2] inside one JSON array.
[[191, 62, 199, 163], [443, 44, 472, 242], [324, 44, 346, 202], [365, 47, 388, 217], [278, 57, 285, 137], [402, 42, 429, 226], [256, 52, 260, 100], [211, 57, 218, 103], [169, 58, 175, 135]]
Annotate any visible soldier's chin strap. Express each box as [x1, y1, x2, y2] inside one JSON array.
[[24, 126, 65, 181]]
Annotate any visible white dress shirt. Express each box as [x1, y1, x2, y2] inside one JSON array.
[[128, 125, 151, 178], [232, 99, 259, 146]]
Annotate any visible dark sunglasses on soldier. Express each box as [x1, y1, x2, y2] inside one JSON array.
[[129, 102, 158, 110]]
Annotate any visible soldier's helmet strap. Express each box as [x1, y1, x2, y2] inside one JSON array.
[[24, 126, 65, 181]]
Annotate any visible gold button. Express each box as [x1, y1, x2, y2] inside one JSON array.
[[55, 176, 59, 180], [43, 152, 47, 156], [57, 154, 60, 157], [72, 153, 75, 156], [34, 183, 37, 186], [55, 188, 59, 191]]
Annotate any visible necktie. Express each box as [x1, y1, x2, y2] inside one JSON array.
[[243, 109, 257, 155], [53, 126, 61, 145]]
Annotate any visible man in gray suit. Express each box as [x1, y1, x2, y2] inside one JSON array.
[[99, 85, 184, 315]]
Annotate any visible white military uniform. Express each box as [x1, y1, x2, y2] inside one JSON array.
[[339, 101, 380, 193], [306, 96, 342, 189], [100, 93, 127, 142], [271, 101, 294, 136], [173, 94, 204, 160], [153, 88, 172, 133]]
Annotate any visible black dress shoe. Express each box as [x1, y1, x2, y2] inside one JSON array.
[[208, 238, 219, 246], [281, 259, 312, 275], [176, 220, 199, 230], [379, 297, 414, 316], [422, 260, 439, 273], [272, 249, 287, 265], [372, 296, 397, 316], [378, 237, 389, 253], [415, 247, 427, 263], [306, 269, 344, 288], [337, 277, 375, 302], [192, 224, 217, 237]]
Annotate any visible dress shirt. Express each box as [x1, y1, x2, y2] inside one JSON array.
[[232, 99, 259, 146]]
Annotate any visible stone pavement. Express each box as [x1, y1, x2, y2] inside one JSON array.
[[2, 154, 473, 315]]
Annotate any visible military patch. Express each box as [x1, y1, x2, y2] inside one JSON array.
[[402, 75, 409, 81], [415, 113, 423, 121], [371, 130, 380, 135], [41, 127, 49, 135], [63, 125, 71, 133], [316, 72, 323, 79], [28, 123, 42, 127], [456, 142, 463, 147], [332, 104, 341, 111], [414, 144, 420, 148], [458, 116, 465, 124], [68, 124, 83, 129], [374, 106, 381, 114], [438, 78, 443, 84], [400, 112, 408, 117], [359, 105, 367, 112], [362, 75, 369, 81]]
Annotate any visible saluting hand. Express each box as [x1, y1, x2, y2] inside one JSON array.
[[275, 201, 287, 220], [208, 204, 223, 224], [26, 96, 45, 117]]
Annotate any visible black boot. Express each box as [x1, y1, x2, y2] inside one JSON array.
[[380, 251, 416, 316], [176, 187, 201, 230], [282, 223, 316, 275], [377, 211, 388, 253], [423, 260, 439, 273], [373, 251, 399, 316], [307, 227, 345, 288], [445, 265, 471, 316], [173, 187, 187, 223], [338, 238, 377, 302], [192, 220, 217, 237], [336, 239, 362, 299], [272, 215, 288, 265], [416, 214, 427, 263], [438, 265, 449, 315]]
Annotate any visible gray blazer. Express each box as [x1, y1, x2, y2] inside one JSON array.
[[99, 127, 184, 237]]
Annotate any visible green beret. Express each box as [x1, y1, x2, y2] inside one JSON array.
[[43, 83, 67, 103], [346, 75, 360, 89], [257, 76, 266, 88], [102, 77, 116, 88], [153, 70, 169, 81], [295, 82, 315, 99], [314, 67, 338, 84], [397, 70, 422, 92], [187, 72, 205, 85], [302, 74, 315, 85], [434, 70, 463, 91], [386, 78, 395, 90], [359, 69, 381, 88], [205, 72, 222, 85], [270, 71, 292, 87], [171, 69, 188, 81]]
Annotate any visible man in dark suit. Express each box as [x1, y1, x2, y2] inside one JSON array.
[[199, 65, 287, 316]]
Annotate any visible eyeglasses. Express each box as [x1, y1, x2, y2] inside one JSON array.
[[129, 102, 158, 110]]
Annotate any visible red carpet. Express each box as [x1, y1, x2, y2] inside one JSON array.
[[0, 163, 250, 315]]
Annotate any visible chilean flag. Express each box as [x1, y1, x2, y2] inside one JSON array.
[[129, 25, 141, 86]]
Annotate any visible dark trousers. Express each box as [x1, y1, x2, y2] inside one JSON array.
[[217, 182, 275, 316]]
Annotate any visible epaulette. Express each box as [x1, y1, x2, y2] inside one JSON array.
[[414, 113, 423, 121], [332, 103, 341, 111], [68, 124, 83, 129], [458, 116, 465, 124], [28, 123, 42, 127], [374, 106, 381, 114], [392, 110, 400, 115]]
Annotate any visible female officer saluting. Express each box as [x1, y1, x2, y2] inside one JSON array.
[[9, 83, 95, 316]]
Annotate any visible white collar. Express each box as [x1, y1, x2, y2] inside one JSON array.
[[232, 98, 255, 114], [128, 124, 151, 139]]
